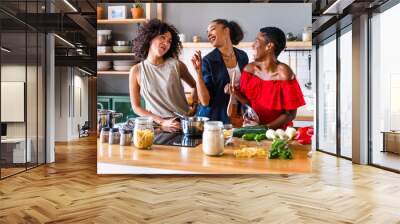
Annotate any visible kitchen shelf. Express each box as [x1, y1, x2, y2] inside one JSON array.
[[97, 53, 135, 56], [294, 116, 314, 122], [97, 18, 147, 25], [97, 71, 130, 75], [182, 41, 312, 50]]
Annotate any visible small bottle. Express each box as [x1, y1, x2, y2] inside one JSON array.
[[120, 129, 133, 146], [100, 127, 110, 143], [109, 128, 120, 145], [302, 27, 312, 42]]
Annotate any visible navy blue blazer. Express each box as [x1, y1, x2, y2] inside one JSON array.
[[196, 47, 249, 124]]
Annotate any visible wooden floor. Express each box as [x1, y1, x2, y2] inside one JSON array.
[[372, 150, 400, 171], [1, 136, 400, 224]]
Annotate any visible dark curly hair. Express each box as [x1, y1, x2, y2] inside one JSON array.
[[132, 19, 182, 60], [259, 27, 286, 57]]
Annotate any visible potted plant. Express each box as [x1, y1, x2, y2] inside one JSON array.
[[131, 1, 144, 19], [96, 6, 104, 20]]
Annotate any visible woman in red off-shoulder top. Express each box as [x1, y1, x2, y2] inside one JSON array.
[[229, 27, 305, 129]]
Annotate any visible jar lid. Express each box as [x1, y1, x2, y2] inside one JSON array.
[[135, 116, 153, 125], [204, 121, 223, 131], [110, 128, 120, 132], [121, 129, 133, 134], [101, 127, 110, 131]]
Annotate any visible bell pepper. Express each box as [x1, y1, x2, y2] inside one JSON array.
[[295, 126, 313, 145]]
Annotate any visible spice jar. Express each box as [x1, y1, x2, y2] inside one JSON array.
[[302, 27, 312, 42], [202, 121, 224, 156], [120, 129, 133, 146], [109, 128, 121, 145], [192, 35, 200, 43], [133, 117, 154, 149], [100, 127, 110, 143]]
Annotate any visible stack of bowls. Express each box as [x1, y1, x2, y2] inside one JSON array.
[[113, 60, 135, 71], [98, 61, 112, 71], [113, 40, 132, 53]]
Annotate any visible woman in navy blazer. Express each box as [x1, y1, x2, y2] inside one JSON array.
[[193, 19, 249, 125]]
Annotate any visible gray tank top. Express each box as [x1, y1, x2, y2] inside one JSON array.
[[139, 58, 189, 118]]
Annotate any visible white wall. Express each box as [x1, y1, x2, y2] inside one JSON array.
[[1, 64, 46, 164], [54, 67, 89, 141], [1, 65, 36, 138], [164, 3, 311, 42]]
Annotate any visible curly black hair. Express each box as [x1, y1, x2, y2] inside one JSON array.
[[132, 19, 182, 60], [259, 27, 286, 57]]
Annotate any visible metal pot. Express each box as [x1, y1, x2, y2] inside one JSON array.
[[180, 116, 209, 136], [97, 34, 110, 45], [97, 110, 123, 136]]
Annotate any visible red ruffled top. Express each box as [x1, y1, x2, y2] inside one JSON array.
[[240, 71, 306, 128]]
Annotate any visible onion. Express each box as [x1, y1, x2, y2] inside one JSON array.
[[285, 127, 297, 140], [275, 129, 286, 138], [265, 129, 277, 140]]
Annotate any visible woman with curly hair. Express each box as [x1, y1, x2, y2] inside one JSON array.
[[129, 19, 209, 128], [193, 19, 249, 126]]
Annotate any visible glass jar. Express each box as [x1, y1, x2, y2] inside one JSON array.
[[109, 128, 120, 145], [302, 27, 312, 42], [133, 117, 154, 149], [100, 127, 110, 143], [120, 129, 133, 146], [202, 121, 224, 156]]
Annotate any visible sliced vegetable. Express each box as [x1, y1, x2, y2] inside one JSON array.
[[254, 133, 266, 142], [242, 133, 258, 141]]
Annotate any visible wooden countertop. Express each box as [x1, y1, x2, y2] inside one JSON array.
[[97, 138, 312, 174]]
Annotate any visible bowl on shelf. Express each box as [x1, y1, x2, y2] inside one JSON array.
[[113, 60, 135, 66], [97, 46, 112, 53], [112, 46, 132, 53], [114, 40, 131, 46], [97, 61, 112, 71], [113, 65, 132, 71]]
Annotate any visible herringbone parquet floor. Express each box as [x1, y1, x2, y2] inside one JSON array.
[[1, 136, 400, 224]]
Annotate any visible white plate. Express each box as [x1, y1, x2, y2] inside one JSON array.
[[113, 65, 132, 71], [97, 46, 112, 53], [113, 60, 135, 66]]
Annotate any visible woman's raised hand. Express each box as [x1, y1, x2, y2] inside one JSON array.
[[191, 50, 202, 74]]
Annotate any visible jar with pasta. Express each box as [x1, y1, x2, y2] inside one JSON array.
[[133, 117, 154, 149]]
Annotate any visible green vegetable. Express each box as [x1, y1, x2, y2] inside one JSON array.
[[242, 133, 258, 141], [254, 133, 266, 142], [268, 139, 293, 160], [233, 126, 267, 138]]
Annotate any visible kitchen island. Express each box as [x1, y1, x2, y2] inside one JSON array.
[[98, 138, 312, 174]]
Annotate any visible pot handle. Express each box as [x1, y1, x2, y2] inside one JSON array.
[[113, 112, 123, 118]]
